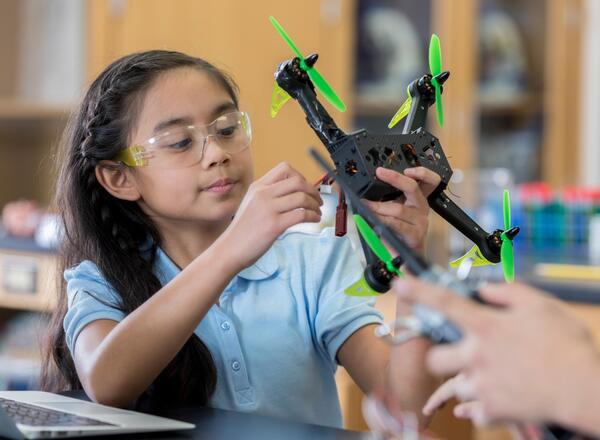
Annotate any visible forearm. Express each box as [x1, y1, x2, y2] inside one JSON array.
[[388, 337, 437, 424], [80, 240, 239, 406], [388, 295, 438, 425]]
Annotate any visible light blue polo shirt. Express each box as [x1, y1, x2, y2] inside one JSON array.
[[63, 227, 383, 428]]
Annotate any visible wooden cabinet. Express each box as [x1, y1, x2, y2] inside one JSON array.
[[86, 0, 356, 180]]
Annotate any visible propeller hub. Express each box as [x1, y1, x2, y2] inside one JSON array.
[[365, 261, 395, 293], [434, 71, 450, 85], [504, 226, 520, 241], [304, 53, 319, 68]]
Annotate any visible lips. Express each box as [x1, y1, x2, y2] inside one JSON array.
[[204, 178, 237, 192]]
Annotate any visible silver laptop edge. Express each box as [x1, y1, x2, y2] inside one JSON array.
[[0, 391, 195, 439]]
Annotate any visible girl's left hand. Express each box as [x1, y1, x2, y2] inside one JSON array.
[[363, 167, 441, 253]]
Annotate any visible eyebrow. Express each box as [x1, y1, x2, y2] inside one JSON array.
[[152, 101, 238, 134]]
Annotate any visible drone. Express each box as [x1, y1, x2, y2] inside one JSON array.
[[268, 16, 520, 295], [310, 144, 572, 440]]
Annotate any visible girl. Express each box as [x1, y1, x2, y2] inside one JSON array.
[[42, 50, 440, 428]]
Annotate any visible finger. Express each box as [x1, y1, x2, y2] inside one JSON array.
[[362, 200, 427, 225], [278, 207, 322, 230], [274, 192, 322, 215], [270, 175, 323, 205], [426, 343, 472, 377], [404, 167, 442, 197], [260, 162, 304, 185], [453, 373, 479, 402], [468, 404, 492, 427], [376, 216, 422, 249], [423, 375, 461, 416], [454, 401, 484, 420], [392, 277, 483, 329], [375, 167, 428, 209], [477, 283, 516, 307], [480, 281, 552, 309]]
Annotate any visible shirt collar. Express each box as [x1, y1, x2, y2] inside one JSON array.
[[236, 247, 279, 280]]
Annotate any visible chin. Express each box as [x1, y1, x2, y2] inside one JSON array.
[[201, 200, 241, 222]]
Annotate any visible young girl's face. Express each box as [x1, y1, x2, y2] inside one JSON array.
[[128, 67, 254, 226]]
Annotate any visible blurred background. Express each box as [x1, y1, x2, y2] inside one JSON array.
[[0, 1, 599, 439]]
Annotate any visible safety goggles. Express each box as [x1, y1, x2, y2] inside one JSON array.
[[113, 111, 252, 168]]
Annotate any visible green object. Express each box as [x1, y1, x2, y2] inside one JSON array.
[[429, 34, 444, 128], [269, 16, 346, 112], [501, 189, 515, 282], [354, 214, 400, 275], [344, 275, 383, 297], [387, 86, 412, 129], [270, 82, 291, 118]]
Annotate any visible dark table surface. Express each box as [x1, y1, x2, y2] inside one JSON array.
[[60, 391, 367, 440], [111, 405, 367, 440]]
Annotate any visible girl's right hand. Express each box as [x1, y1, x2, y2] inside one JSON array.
[[220, 162, 322, 271]]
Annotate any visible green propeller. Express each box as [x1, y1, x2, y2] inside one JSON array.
[[388, 34, 446, 129], [450, 190, 518, 283], [269, 16, 346, 113], [354, 215, 400, 276], [429, 34, 444, 128], [344, 214, 401, 297], [500, 189, 515, 282]]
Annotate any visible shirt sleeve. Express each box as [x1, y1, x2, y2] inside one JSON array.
[[311, 229, 384, 368], [63, 260, 126, 354]]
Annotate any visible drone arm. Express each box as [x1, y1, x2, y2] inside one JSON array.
[[297, 88, 346, 148], [427, 188, 501, 264], [275, 59, 346, 150], [403, 93, 431, 134]]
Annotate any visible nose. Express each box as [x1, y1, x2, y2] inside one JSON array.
[[201, 135, 230, 168]]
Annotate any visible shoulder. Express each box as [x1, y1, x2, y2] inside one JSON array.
[[63, 260, 121, 307], [64, 259, 105, 282]]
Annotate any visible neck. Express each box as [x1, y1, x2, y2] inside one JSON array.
[[156, 218, 230, 269]]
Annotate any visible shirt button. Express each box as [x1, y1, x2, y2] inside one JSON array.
[[231, 361, 241, 371], [220, 321, 231, 331]]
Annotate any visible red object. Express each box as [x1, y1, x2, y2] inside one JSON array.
[[335, 190, 347, 237]]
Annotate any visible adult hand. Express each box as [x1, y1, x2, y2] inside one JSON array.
[[393, 278, 600, 432]]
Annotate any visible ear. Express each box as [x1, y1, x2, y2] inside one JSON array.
[[95, 161, 141, 201]]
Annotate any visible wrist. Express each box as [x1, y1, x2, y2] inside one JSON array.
[[204, 235, 245, 279]]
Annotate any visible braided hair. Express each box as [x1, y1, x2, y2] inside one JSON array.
[[41, 50, 239, 406]]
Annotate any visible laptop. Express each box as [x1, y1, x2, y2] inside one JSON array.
[[0, 391, 195, 439]]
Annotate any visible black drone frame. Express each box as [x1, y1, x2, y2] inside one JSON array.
[[274, 55, 519, 284]]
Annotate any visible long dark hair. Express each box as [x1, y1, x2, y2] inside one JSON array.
[[41, 50, 239, 406]]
